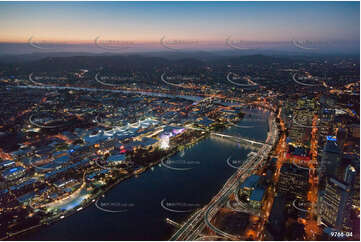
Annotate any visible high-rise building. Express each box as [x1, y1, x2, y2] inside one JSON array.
[[336, 128, 348, 152], [319, 174, 354, 231], [249, 188, 265, 210], [277, 163, 309, 198], [344, 164, 356, 185], [319, 138, 341, 185]]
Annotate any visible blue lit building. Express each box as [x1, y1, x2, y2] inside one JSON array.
[[2, 166, 26, 181], [240, 174, 261, 197], [106, 154, 126, 166]]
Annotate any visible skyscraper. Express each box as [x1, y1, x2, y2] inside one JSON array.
[[277, 163, 309, 198], [319, 166, 355, 232], [319, 138, 341, 185], [344, 164, 356, 185]]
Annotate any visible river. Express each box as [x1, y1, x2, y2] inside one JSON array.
[[19, 108, 269, 241]]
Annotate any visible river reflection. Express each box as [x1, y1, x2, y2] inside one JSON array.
[[20, 108, 269, 241]]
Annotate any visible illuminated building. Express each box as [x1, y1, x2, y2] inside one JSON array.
[[106, 154, 126, 166], [158, 127, 184, 150], [249, 188, 265, 209], [159, 134, 170, 150], [17, 192, 35, 205], [319, 164, 356, 231], [320, 108, 335, 123], [54, 179, 76, 188], [239, 175, 261, 197], [277, 163, 309, 198], [0, 160, 15, 169], [286, 144, 311, 161], [319, 176, 353, 231], [344, 164, 356, 185], [164, 126, 185, 135], [1, 166, 26, 181], [140, 137, 158, 149]]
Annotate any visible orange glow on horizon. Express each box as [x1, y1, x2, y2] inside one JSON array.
[[0, 37, 292, 46]]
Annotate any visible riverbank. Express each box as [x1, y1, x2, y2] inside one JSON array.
[[168, 112, 277, 241], [14, 108, 269, 241], [7, 127, 211, 240]]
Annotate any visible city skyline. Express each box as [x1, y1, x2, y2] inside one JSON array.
[[0, 1, 359, 241]]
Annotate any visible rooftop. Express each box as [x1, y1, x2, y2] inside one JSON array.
[[250, 188, 265, 202], [324, 140, 340, 154], [107, 154, 126, 163], [2, 166, 25, 177], [241, 174, 260, 189], [280, 163, 309, 177]]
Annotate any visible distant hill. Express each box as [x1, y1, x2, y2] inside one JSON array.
[[2, 54, 293, 72], [5, 55, 170, 73], [0, 53, 358, 77]]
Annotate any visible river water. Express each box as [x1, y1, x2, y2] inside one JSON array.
[[21, 108, 269, 241]]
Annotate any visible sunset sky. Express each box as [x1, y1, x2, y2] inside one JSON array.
[[0, 1, 359, 53]]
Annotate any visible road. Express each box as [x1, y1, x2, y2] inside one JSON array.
[[170, 112, 277, 241]]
